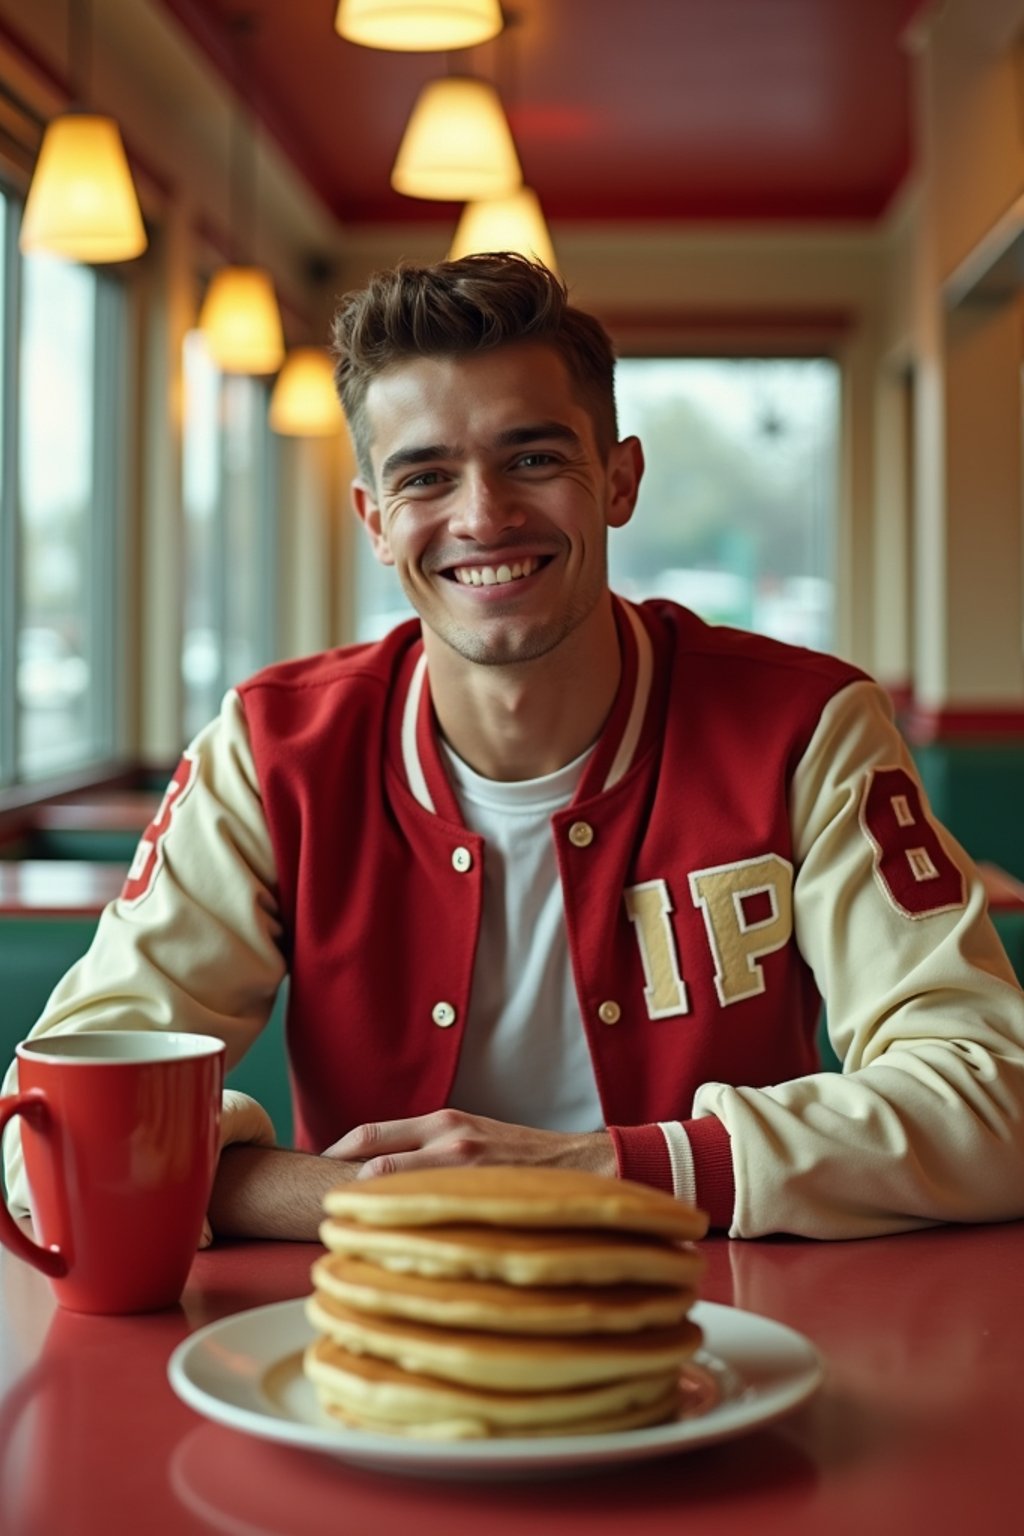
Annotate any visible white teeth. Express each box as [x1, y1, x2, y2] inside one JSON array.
[[453, 557, 539, 587]]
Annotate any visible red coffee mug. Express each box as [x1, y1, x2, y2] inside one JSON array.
[[0, 1032, 225, 1314]]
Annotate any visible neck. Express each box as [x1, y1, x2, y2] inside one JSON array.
[[424, 597, 622, 782]]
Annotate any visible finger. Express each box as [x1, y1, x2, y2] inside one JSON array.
[[326, 1116, 433, 1160], [357, 1140, 485, 1180]]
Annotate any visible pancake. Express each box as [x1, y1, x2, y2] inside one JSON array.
[[306, 1291, 703, 1391], [306, 1168, 708, 1439], [321, 1395, 680, 1439], [304, 1337, 683, 1438], [323, 1166, 707, 1242], [311, 1252, 698, 1335], [318, 1218, 704, 1288]]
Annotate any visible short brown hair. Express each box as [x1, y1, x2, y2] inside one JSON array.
[[330, 252, 618, 481]]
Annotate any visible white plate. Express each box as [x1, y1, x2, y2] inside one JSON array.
[[168, 1298, 823, 1478]]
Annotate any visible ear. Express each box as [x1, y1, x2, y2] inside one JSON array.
[[351, 479, 394, 566], [605, 436, 644, 530]]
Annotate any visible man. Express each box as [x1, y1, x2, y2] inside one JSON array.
[[4, 254, 1024, 1240]]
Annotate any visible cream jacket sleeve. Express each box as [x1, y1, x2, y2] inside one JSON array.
[[2, 691, 283, 1216], [693, 680, 1024, 1238]]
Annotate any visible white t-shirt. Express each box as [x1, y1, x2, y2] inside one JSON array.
[[440, 741, 605, 1133]]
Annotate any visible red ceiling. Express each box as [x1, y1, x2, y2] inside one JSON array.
[[160, 0, 920, 227]]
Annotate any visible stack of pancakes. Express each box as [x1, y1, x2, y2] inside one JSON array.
[[303, 1166, 707, 1440]]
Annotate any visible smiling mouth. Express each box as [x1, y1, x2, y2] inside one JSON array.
[[446, 556, 548, 588]]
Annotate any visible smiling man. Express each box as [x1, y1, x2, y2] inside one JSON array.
[[4, 254, 1024, 1242]]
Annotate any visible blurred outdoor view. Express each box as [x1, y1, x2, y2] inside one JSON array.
[[354, 357, 839, 651], [610, 357, 838, 651], [15, 250, 99, 779], [181, 329, 275, 744]]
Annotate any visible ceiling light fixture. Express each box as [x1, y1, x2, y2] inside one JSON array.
[[269, 346, 342, 436], [199, 267, 285, 376], [198, 15, 284, 374], [391, 75, 521, 201], [449, 186, 556, 272], [19, 0, 146, 261], [335, 0, 503, 52]]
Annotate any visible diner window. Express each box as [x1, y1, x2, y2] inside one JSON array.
[[181, 330, 278, 743], [0, 189, 127, 788], [352, 355, 839, 652], [610, 358, 839, 651]]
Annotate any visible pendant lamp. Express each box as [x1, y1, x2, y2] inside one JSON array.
[[199, 266, 285, 376], [391, 76, 522, 201], [20, 113, 147, 261], [198, 16, 284, 375], [335, 0, 503, 51], [19, 0, 146, 262], [450, 187, 557, 272], [269, 347, 342, 436]]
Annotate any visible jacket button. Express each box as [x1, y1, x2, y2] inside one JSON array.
[[598, 1000, 621, 1025], [568, 820, 594, 848], [452, 846, 473, 873], [432, 1001, 457, 1028]]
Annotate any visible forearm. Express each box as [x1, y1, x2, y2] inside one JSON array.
[[207, 1144, 359, 1240]]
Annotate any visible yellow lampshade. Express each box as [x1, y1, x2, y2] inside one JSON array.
[[269, 348, 343, 436], [19, 113, 147, 262], [335, 0, 502, 51], [391, 77, 522, 201], [198, 266, 285, 375], [450, 187, 557, 273]]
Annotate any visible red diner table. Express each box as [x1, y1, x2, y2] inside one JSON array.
[[1, 1221, 1022, 1535]]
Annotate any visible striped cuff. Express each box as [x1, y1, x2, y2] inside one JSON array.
[[608, 1117, 735, 1229], [657, 1121, 697, 1206], [607, 1123, 675, 1193], [682, 1115, 735, 1230]]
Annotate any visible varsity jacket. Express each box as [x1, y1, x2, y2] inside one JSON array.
[[5, 599, 1024, 1238]]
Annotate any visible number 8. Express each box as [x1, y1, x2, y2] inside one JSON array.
[[860, 766, 965, 918]]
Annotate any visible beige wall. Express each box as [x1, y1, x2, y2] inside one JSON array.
[[905, 0, 1024, 710]]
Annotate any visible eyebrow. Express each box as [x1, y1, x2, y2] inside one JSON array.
[[379, 444, 451, 484], [493, 422, 583, 450], [379, 422, 583, 486]]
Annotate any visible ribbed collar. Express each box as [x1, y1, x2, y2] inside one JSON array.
[[396, 597, 656, 821]]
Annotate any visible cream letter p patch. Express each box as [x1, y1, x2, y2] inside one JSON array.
[[689, 853, 794, 1006]]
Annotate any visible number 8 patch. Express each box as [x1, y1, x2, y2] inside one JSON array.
[[860, 766, 965, 918]]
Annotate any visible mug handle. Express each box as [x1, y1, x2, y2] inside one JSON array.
[[0, 1090, 67, 1277]]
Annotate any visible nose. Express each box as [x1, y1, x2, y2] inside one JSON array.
[[447, 469, 526, 542]]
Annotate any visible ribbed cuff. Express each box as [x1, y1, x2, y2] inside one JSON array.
[[683, 1115, 735, 1229], [607, 1122, 674, 1194]]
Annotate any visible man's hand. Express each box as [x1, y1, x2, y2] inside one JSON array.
[[324, 1109, 617, 1181]]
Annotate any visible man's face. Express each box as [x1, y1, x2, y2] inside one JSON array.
[[352, 342, 643, 669]]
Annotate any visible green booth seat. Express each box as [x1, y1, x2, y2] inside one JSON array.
[[9, 827, 146, 863], [0, 862, 295, 1182], [912, 740, 1024, 884], [7, 793, 163, 866]]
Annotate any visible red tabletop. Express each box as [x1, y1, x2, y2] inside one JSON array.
[[2, 1221, 1022, 1535]]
